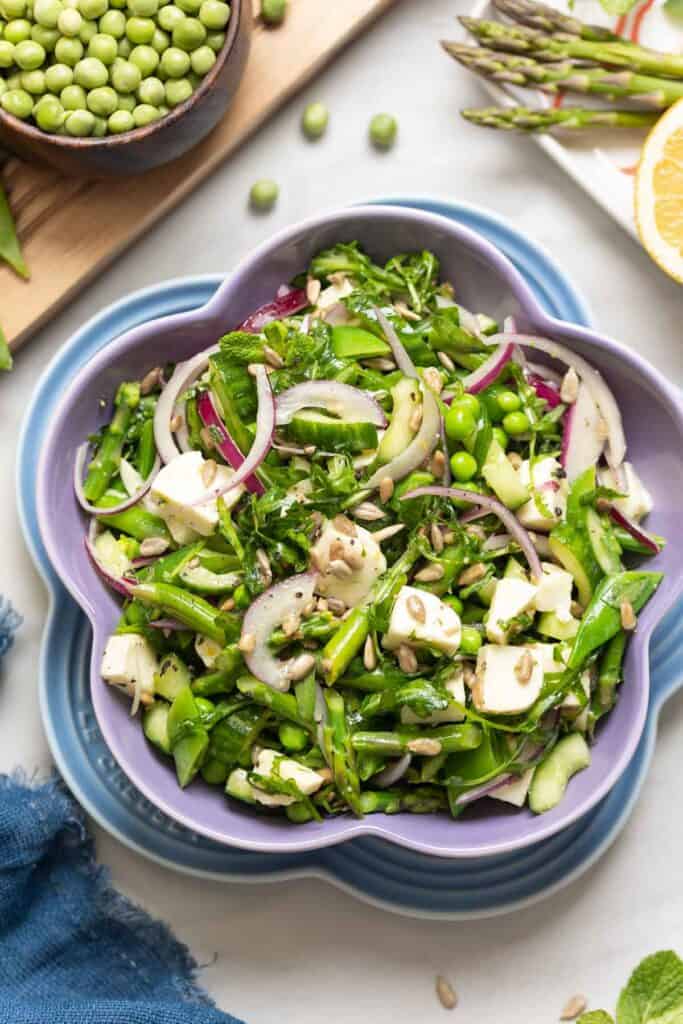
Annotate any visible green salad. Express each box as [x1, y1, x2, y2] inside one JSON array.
[[75, 242, 664, 821]]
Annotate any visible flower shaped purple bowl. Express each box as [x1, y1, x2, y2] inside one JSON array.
[[37, 205, 683, 858]]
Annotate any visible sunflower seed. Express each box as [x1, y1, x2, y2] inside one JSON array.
[[281, 612, 301, 637], [287, 653, 316, 681], [570, 600, 584, 618], [408, 738, 442, 756], [409, 405, 423, 433], [560, 367, 579, 404], [507, 451, 523, 469], [463, 666, 477, 689], [352, 502, 385, 522], [343, 549, 364, 570], [140, 366, 163, 395], [317, 766, 333, 783], [394, 300, 420, 322], [457, 562, 486, 586], [515, 650, 534, 684], [329, 559, 353, 578], [430, 522, 444, 553], [436, 975, 457, 1011], [443, 530, 455, 544], [363, 634, 377, 671], [256, 548, 272, 584], [327, 597, 346, 616], [379, 476, 394, 503], [303, 444, 316, 456], [414, 563, 445, 583], [620, 598, 636, 631], [139, 536, 170, 557], [329, 539, 346, 561], [407, 594, 426, 624], [273, 443, 307, 456], [596, 496, 610, 513], [430, 449, 446, 478], [263, 344, 284, 369], [333, 513, 357, 537], [306, 277, 321, 305], [397, 643, 418, 673], [372, 523, 406, 543], [201, 458, 217, 488], [363, 357, 397, 372], [423, 366, 444, 394], [220, 597, 235, 611], [238, 632, 256, 654], [303, 599, 317, 617], [309, 549, 328, 573], [169, 413, 183, 433], [316, 598, 328, 613], [560, 995, 587, 1020], [437, 350, 455, 372], [465, 524, 485, 541]]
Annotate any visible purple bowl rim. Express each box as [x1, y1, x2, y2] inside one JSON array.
[[35, 203, 683, 857]]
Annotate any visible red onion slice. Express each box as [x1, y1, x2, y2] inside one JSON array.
[[366, 384, 441, 490], [527, 361, 562, 387], [487, 331, 626, 469], [608, 506, 661, 555], [237, 287, 308, 333], [375, 307, 418, 379], [373, 754, 412, 789], [191, 365, 274, 504], [462, 342, 516, 394], [455, 774, 514, 807], [402, 485, 543, 581], [84, 535, 135, 597], [561, 382, 604, 483], [197, 389, 263, 495], [275, 381, 387, 427], [154, 346, 219, 465], [148, 618, 191, 631], [528, 373, 562, 409], [74, 443, 160, 517], [241, 573, 318, 692]]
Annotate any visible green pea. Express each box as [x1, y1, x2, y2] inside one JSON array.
[[164, 73, 190, 104], [175, 0, 200, 13], [116, 34, 129, 54], [369, 111, 397, 149], [64, 105, 94, 133], [1, 85, 32, 116], [128, 0, 157, 14], [301, 100, 328, 139], [125, 14, 154, 41], [278, 722, 308, 753], [4, 17, 30, 40], [482, 385, 505, 423], [128, 41, 157, 74], [31, 23, 59, 48], [4, 72, 22, 88], [84, 81, 115, 112], [0, 38, 14, 63], [172, 14, 204, 48], [88, 30, 116, 61], [60, 81, 85, 106], [34, 0, 62, 27], [189, 41, 212, 73], [249, 177, 278, 211], [132, 99, 156, 124], [98, 7, 122, 32], [20, 67, 45, 91], [107, 105, 132, 131], [502, 410, 530, 436], [78, 17, 97, 41], [116, 89, 135, 109], [444, 595, 464, 615], [445, 404, 476, 442], [450, 450, 477, 482], [204, 28, 222, 49], [77, 0, 106, 18], [149, 25, 167, 51], [91, 110, 106, 132], [260, 0, 284, 24], [57, 5, 79, 31], [45, 61, 71, 90], [460, 625, 482, 655], [33, 92, 64, 129], [54, 34, 83, 63], [497, 390, 521, 413], [15, 38, 45, 66], [136, 72, 162, 104], [63, 0, 81, 9], [110, 56, 139, 90], [157, 2, 181, 28], [160, 44, 188, 76], [492, 426, 508, 451], [73, 54, 107, 86], [449, 480, 483, 510], [0, 0, 26, 18], [198, 0, 228, 28]]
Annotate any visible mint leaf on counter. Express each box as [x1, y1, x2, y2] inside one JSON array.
[[578, 1013, 615, 1024], [616, 952, 683, 1024]]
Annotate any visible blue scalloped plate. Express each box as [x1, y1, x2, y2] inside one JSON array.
[[17, 197, 683, 919]]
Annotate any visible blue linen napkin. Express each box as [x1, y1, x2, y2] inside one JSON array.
[[0, 601, 243, 1024]]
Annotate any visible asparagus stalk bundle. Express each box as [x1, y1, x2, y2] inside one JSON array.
[[461, 105, 659, 132], [492, 0, 622, 42]]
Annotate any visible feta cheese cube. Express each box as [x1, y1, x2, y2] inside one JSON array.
[[151, 451, 244, 538], [601, 462, 653, 523], [401, 668, 466, 725], [253, 749, 325, 797], [531, 642, 566, 676], [516, 457, 568, 532], [312, 520, 386, 607], [490, 768, 535, 807], [472, 644, 543, 715], [195, 635, 223, 669], [535, 562, 574, 622], [383, 586, 461, 656], [486, 577, 538, 644], [101, 634, 157, 705]]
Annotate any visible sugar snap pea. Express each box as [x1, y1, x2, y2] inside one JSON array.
[[568, 571, 663, 671]]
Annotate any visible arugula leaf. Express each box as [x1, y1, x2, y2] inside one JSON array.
[[310, 242, 440, 313], [664, 0, 683, 21], [0, 324, 12, 372], [616, 951, 683, 1024], [578, 1013, 615, 1024]]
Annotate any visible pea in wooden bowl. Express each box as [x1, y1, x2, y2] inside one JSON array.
[[0, 0, 251, 178]]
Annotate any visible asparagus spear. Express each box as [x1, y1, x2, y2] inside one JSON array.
[[444, 42, 683, 109], [83, 381, 140, 502], [459, 16, 683, 79], [461, 105, 658, 132], [236, 675, 314, 732], [360, 786, 448, 815], [351, 723, 482, 757], [322, 689, 362, 816], [493, 0, 621, 42]]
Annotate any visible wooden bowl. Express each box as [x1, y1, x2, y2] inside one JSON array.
[[0, 0, 251, 178]]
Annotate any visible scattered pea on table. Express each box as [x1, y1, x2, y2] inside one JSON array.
[[301, 100, 328, 140], [260, 0, 285, 26], [249, 178, 278, 212], [369, 111, 397, 149]]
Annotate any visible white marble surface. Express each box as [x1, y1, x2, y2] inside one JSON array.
[[2, 0, 683, 1019]]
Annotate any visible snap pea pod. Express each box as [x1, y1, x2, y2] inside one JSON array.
[[613, 526, 666, 555], [236, 675, 313, 732], [147, 543, 205, 584], [336, 669, 396, 693], [359, 786, 449, 815], [0, 325, 12, 372], [322, 689, 362, 816], [595, 630, 627, 714], [131, 581, 229, 644], [206, 706, 271, 775], [96, 490, 171, 541], [167, 686, 209, 787], [83, 382, 141, 502], [568, 570, 663, 670], [135, 417, 157, 478], [0, 183, 28, 280], [191, 646, 242, 697], [351, 723, 482, 756]]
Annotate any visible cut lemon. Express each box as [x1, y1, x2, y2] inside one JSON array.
[[635, 97, 683, 284]]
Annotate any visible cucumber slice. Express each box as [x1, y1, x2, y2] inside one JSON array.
[[481, 439, 530, 510], [548, 526, 602, 608], [225, 767, 257, 805], [477, 313, 498, 336], [537, 611, 580, 641], [585, 507, 623, 575], [503, 556, 527, 582], [142, 701, 171, 754], [528, 733, 590, 814], [331, 325, 390, 359], [173, 729, 209, 788], [377, 377, 421, 464], [93, 530, 132, 578], [154, 653, 192, 703], [287, 410, 378, 453], [179, 564, 242, 594]]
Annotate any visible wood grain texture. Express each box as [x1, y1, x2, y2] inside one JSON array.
[[3, 0, 397, 352]]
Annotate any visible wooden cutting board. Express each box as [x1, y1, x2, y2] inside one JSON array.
[[2, 0, 398, 353]]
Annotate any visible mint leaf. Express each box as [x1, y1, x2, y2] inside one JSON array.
[[579, 1013, 615, 1024], [599, 0, 637, 14], [664, 0, 683, 22], [617, 952, 683, 1024]]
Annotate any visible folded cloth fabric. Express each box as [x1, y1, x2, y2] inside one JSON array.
[[0, 596, 22, 661]]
